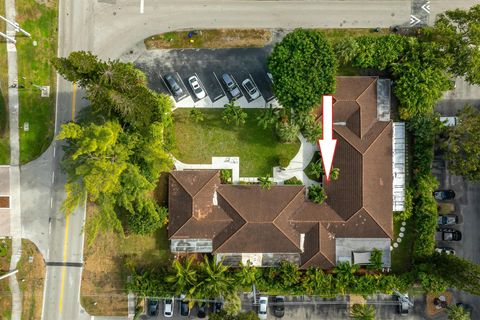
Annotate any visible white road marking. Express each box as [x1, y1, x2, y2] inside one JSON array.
[[140, 0, 144, 14], [213, 72, 227, 98], [410, 15, 421, 27], [53, 145, 56, 158], [51, 171, 55, 184], [50, 197, 53, 209], [249, 73, 263, 100], [421, 1, 430, 14]]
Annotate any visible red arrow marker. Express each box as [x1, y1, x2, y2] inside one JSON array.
[[318, 95, 337, 182]]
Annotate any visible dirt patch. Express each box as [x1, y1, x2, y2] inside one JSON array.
[[0, 239, 12, 320], [426, 291, 453, 317], [145, 29, 272, 49], [0, 197, 9, 208], [81, 202, 172, 316], [16, 239, 45, 320]]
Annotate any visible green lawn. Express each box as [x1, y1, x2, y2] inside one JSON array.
[[173, 108, 301, 177], [16, 0, 57, 163], [0, 0, 9, 164], [391, 218, 415, 274]]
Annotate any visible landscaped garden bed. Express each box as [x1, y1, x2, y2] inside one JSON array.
[[172, 108, 300, 177]]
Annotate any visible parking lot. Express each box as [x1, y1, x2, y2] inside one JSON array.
[[134, 47, 276, 108]]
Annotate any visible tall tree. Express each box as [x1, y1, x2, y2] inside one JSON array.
[[223, 101, 247, 126], [426, 4, 480, 84], [166, 256, 198, 296], [196, 256, 235, 299], [443, 105, 480, 181], [268, 29, 337, 114]]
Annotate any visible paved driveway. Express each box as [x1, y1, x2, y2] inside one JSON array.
[[134, 47, 275, 107]]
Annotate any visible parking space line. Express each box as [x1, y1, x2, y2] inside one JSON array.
[[249, 73, 263, 100], [160, 75, 174, 96], [176, 72, 191, 100], [213, 72, 227, 98], [194, 72, 209, 98]]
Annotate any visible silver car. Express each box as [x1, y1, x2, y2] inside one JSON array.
[[221, 73, 241, 98], [188, 75, 206, 99], [242, 78, 260, 100]]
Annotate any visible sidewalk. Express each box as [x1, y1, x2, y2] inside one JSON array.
[[5, 0, 23, 318]]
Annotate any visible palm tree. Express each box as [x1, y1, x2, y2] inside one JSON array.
[[350, 304, 375, 320], [302, 267, 335, 297], [165, 256, 198, 296], [258, 175, 273, 190], [189, 107, 204, 122], [333, 262, 359, 294], [223, 101, 247, 126], [256, 104, 280, 129], [236, 261, 259, 289], [196, 255, 235, 299], [308, 160, 324, 179]]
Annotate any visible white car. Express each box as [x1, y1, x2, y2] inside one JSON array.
[[242, 78, 260, 100], [188, 75, 206, 99], [435, 247, 456, 255], [164, 297, 174, 318], [258, 296, 268, 319]]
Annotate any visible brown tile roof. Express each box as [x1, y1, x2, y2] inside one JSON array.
[[168, 76, 393, 268]]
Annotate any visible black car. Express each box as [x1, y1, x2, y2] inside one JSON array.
[[433, 189, 455, 201], [273, 296, 285, 318], [197, 303, 207, 318], [164, 73, 183, 97], [147, 298, 159, 316], [211, 301, 223, 313], [437, 228, 462, 241], [180, 300, 190, 316]]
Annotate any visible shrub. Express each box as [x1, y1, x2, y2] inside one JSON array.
[[275, 121, 300, 143], [308, 185, 327, 204], [278, 155, 291, 169], [189, 107, 204, 122], [223, 101, 247, 126], [301, 115, 323, 144], [284, 176, 303, 185], [220, 169, 233, 184], [127, 202, 167, 235], [394, 187, 413, 222]]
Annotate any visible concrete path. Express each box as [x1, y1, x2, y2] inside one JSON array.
[[174, 156, 240, 183], [4, 0, 23, 317], [273, 134, 319, 187]]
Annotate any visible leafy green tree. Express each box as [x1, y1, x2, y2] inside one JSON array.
[[333, 262, 359, 294], [275, 120, 300, 143], [258, 175, 273, 190], [223, 101, 247, 126], [127, 202, 166, 235], [367, 248, 383, 270], [302, 267, 335, 296], [443, 105, 480, 181], [166, 256, 198, 297], [268, 29, 337, 113], [235, 261, 259, 289], [350, 304, 375, 320], [447, 304, 471, 320], [301, 115, 323, 144], [426, 4, 480, 84], [308, 185, 327, 204], [189, 107, 204, 122]]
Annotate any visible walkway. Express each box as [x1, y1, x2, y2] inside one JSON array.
[[5, 0, 23, 318], [174, 156, 240, 183]]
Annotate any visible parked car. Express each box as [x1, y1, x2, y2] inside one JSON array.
[[397, 294, 410, 315], [211, 301, 223, 313], [433, 189, 455, 201], [436, 228, 462, 241], [221, 73, 241, 98], [273, 296, 285, 318], [147, 298, 159, 316], [164, 297, 174, 318], [197, 303, 207, 318], [258, 296, 268, 320], [188, 75, 206, 99], [164, 74, 183, 97], [435, 247, 456, 255], [437, 214, 459, 225], [180, 299, 190, 316], [242, 78, 260, 99]]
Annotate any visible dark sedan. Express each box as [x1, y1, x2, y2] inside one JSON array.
[[433, 189, 455, 201], [273, 296, 285, 318]]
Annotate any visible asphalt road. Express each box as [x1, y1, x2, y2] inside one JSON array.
[[22, 0, 479, 319]]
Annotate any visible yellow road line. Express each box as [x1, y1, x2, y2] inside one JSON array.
[[59, 83, 76, 314]]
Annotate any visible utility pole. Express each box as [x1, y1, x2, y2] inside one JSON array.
[[0, 14, 31, 43]]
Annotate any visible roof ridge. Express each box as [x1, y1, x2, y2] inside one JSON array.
[[212, 189, 247, 252], [171, 173, 194, 197], [299, 223, 320, 267], [272, 188, 306, 249], [334, 128, 364, 155], [191, 170, 220, 199], [355, 77, 377, 104], [363, 121, 392, 153], [362, 207, 391, 239], [168, 174, 195, 239]]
